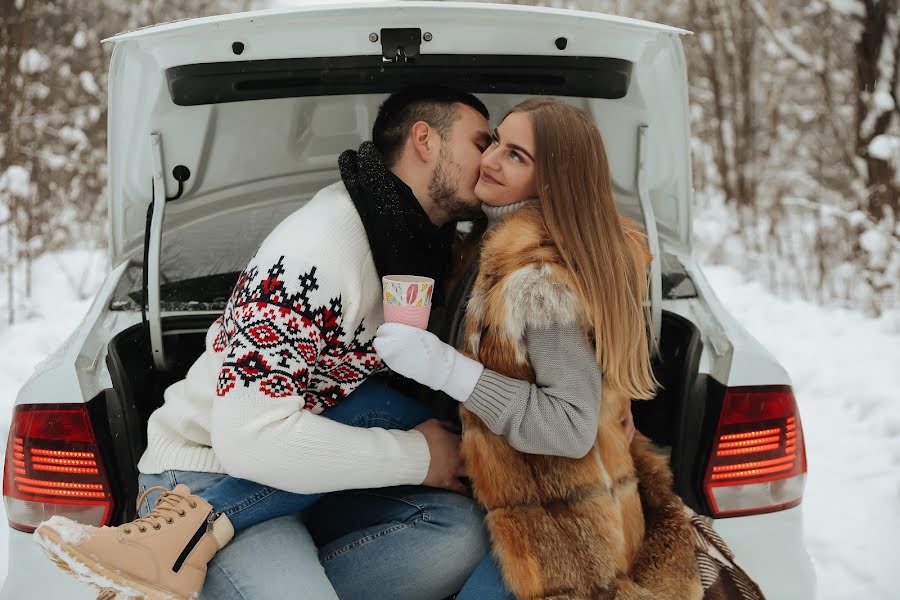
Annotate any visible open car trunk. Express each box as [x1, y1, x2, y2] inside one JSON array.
[[103, 2, 693, 373], [99, 1, 702, 521], [104, 288, 704, 524]]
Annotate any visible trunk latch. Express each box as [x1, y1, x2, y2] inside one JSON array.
[[381, 28, 421, 63]]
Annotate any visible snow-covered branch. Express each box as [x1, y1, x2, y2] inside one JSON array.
[[747, 0, 826, 75]]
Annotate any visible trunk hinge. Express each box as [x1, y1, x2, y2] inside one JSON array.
[[381, 28, 421, 63], [636, 124, 662, 349], [145, 133, 169, 371], [142, 134, 189, 371]]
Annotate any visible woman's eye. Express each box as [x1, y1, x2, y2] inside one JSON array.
[[510, 151, 523, 163]]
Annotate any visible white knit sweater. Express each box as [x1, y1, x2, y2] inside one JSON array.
[[137, 182, 431, 494]]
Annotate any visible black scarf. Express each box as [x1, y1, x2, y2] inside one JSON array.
[[339, 142, 455, 306]]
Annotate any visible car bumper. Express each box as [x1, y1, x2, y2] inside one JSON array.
[[713, 505, 818, 600], [2, 506, 818, 600], [1, 528, 96, 599]]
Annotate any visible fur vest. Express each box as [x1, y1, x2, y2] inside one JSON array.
[[460, 204, 704, 600]]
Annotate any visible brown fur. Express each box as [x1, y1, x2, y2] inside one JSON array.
[[461, 205, 702, 600]]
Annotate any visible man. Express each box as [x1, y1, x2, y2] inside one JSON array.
[[36, 87, 494, 600]]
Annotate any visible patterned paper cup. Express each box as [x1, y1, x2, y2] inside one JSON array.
[[382, 275, 434, 329]]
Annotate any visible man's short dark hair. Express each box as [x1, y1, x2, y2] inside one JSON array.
[[372, 86, 489, 167]]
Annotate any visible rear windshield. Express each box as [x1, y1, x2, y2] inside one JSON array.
[[110, 265, 240, 312], [108, 216, 696, 312], [109, 201, 304, 311]]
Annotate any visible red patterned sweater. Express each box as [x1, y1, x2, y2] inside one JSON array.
[[137, 182, 430, 493]]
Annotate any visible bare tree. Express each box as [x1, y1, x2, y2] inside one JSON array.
[[453, 0, 900, 314], [1, 0, 257, 325], [0, 0, 32, 324], [854, 0, 899, 222]]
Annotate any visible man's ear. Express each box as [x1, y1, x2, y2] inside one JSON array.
[[409, 120, 435, 163]]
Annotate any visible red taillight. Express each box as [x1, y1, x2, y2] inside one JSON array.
[[3, 404, 114, 532], [704, 385, 807, 517]]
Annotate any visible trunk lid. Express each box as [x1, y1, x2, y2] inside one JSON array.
[[103, 1, 692, 271]]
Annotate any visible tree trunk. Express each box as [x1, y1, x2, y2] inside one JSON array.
[[1, 0, 32, 325], [690, 0, 737, 204], [24, 249, 32, 299], [855, 0, 899, 221], [6, 224, 14, 326]]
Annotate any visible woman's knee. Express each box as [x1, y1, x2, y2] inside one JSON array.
[[201, 514, 338, 600], [427, 493, 491, 572], [457, 554, 515, 600]]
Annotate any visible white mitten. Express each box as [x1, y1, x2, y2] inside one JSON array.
[[373, 322, 484, 402]]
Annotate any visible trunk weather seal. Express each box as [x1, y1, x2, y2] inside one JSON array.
[[636, 124, 662, 347]]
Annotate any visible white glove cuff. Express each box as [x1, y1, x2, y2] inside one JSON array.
[[441, 351, 485, 402]]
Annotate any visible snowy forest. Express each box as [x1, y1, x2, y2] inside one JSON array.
[[0, 0, 256, 324], [1, 0, 899, 324], [476, 0, 900, 317]]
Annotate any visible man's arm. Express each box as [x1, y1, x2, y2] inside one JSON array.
[[208, 252, 431, 494], [212, 400, 431, 494]]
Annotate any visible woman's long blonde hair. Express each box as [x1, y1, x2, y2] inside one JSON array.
[[509, 98, 659, 400]]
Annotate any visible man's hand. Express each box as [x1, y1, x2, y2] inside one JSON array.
[[414, 419, 467, 494]]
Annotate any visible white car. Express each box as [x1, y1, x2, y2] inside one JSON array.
[[1, 3, 817, 598]]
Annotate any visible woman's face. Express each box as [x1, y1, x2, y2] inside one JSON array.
[[475, 111, 539, 206]]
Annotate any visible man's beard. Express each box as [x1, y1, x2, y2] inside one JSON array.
[[429, 147, 482, 222]]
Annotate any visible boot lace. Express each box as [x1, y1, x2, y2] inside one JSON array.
[[124, 486, 199, 534]]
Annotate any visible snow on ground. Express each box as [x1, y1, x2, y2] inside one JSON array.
[[0, 248, 108, 587], [702, 266, 900, 600], [0, 251, 897, 598]]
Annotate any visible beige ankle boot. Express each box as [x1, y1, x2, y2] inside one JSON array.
[[34, 484, 234, 600]]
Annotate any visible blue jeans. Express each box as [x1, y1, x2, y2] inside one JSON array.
[[197, 378, 439, 532], [139, 379, 490, 599], [456, 554, 515, 600]]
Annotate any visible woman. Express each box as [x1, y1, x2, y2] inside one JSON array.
[[374, 98, 704, 599]]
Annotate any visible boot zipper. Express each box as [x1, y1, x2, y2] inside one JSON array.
[[172, 510, 214, 573]]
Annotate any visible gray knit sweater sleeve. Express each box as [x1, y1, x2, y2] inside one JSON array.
[[464, 322, 602, 459]]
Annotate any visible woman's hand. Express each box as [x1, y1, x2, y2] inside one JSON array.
[[373, 323, 484, 402], [373, 323, 457, 389], [621, 407, 636, 443]]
